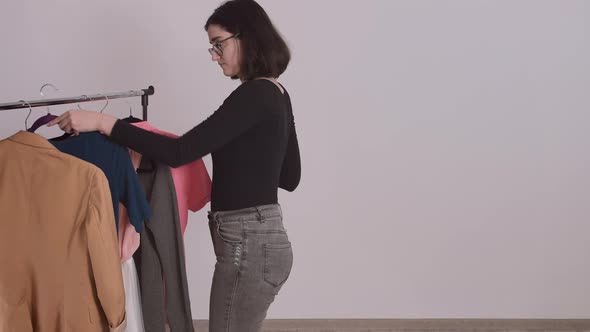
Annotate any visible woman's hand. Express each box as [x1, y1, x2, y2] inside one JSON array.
[[47, 110, 117, 136]]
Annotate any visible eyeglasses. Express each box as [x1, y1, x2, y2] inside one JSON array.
[[208, 33, 240, 56]]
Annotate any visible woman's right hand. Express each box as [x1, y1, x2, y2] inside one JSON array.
[[47, 109, 117, 136]]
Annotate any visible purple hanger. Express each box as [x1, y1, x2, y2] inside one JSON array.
[[27, 113, 58, 133], [28, 84, 60, 133]]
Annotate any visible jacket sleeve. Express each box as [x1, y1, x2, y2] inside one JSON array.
[[86, 169, 127, 332]]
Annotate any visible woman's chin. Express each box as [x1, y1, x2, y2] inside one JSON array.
[[221, 67, 237, 77]]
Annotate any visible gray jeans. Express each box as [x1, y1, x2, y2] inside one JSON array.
[[207, 204, 293, 332]]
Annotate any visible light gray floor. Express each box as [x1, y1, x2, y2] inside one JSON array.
[[187, 319, 590, 332]]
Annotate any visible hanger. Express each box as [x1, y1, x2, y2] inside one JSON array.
[[97, 93, 109, 114], [20, 100, 33, 130], [27, 84, 59, 133], [122, 98, 143, 123], [76, 93, 109, 113], [47, 93, 109, 142], [49, 94, 98, 141]]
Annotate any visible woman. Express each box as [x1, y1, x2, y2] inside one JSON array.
[[48, 0, 300, 330]]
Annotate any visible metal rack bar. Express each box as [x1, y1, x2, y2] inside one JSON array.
[[0, 86, 155, 116]]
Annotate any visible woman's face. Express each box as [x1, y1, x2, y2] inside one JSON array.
[[207, 24, 241, 79]]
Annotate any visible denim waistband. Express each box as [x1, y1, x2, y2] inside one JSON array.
[[208, 204, 282, 223]]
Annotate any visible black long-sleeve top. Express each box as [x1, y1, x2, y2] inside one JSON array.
[[109, 79, 301, 211]]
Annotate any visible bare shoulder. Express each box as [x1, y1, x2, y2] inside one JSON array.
[[254, 77, 285, 95]]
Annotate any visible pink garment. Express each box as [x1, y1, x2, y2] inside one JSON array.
[[118, 121, 212, 261], [118, 148, 143, 262], [118, 204, 141, 262], [132, 121, 211, 234]]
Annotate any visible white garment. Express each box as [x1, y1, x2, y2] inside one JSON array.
[[122, 258, 146, 332]]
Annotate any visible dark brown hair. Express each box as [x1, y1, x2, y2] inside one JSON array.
[[205, 0, 291, 81]]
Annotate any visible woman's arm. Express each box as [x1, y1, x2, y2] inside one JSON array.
[[279, 122, 301, 191], [48, 81, 273, 167]]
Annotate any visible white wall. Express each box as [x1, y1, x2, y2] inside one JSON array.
[[1, 0, 589, 319]]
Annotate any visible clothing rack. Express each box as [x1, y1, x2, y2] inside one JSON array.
[[0, 86, 155, 121]]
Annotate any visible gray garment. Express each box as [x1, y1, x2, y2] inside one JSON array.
[[207, 204, 293, 332], [135, 158, 194, 332]]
